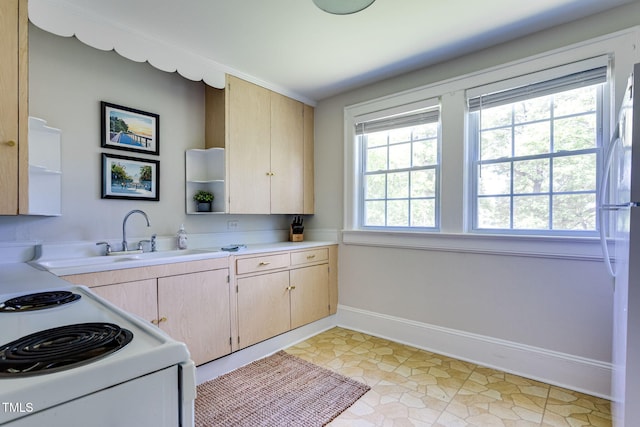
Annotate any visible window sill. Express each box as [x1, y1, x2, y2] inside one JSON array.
[[341, 230, 606, 261]]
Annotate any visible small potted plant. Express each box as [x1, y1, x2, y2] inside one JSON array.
[[193, 190, 214, 212]]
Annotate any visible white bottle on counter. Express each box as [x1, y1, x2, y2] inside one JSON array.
[[177, 224, 188, 250]]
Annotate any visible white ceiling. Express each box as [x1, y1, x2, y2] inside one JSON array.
[[29, 0, 637, 103]]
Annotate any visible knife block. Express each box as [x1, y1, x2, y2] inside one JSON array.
[[289, 226, 304, 242]]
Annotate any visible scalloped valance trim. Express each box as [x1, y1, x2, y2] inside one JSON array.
[[28, 0, 228, 88]]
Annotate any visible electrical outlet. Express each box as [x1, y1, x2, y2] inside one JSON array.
[[227, 220, 239, 231]]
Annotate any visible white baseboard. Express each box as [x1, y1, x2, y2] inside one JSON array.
[[337, 304, 612, 399]]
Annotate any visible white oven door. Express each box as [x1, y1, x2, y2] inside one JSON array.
[[7, 366, 180, 427]]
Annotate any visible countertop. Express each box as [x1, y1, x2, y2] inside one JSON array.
[[27, 240, 337, 276]]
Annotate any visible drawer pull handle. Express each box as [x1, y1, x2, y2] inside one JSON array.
[[151, 319, 159, 325], [306, 254, 316, 259], [159, 316, 168, 323], [286, 285, 296, 291], [258, 261, 270, 266]]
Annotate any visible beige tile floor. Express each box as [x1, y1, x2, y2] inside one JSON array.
[[285, 327, 611, 427]]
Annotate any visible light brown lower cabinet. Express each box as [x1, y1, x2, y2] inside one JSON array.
[[290, 264, 329, 329], [158, 269, 231, 365], [237, 270, 291, 349], [90, 278, 158, 324], [62, 245, 338, 363], [62, 258, 232, 366], [233, 245, 337, 350]]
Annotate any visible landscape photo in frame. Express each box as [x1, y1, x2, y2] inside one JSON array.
[[102, 153, 160, 201], [101, 101, 159, 155]]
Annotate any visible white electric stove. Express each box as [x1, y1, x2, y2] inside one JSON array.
[[0, 263, 195, 426]]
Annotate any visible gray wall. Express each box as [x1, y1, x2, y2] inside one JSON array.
[[0, 25, 287, 243], [313, 2, 640, 365]]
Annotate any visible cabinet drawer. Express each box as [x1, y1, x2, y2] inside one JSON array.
[[291, 248, 328, 266], [236, 253, 290, 274]]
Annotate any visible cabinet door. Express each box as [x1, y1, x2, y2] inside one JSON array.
[[0, 0, 25, 215], [227, 75, 271, 214], [237, 270, 290, 349], [158, 269, 231, 365], [290, 264, 330, 329], [303, 104, 315, 214], [90, 279, 158, 325], [270, 92, 303, 214]]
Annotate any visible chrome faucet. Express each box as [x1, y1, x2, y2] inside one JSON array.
[[122, 209, 150, 252]]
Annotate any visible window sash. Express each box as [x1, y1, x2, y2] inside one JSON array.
[[357, 108, 441, 230], [469, 81, 604, 234]]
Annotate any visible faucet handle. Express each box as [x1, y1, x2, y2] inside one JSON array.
[[96, 241, 112, 255], [137, 240, 151, 251]]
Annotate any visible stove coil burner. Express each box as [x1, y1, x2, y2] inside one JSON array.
[[0, 291, 81, 312], [0, 322, 133, 377]]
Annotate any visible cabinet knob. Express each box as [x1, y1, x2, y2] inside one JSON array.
[[266, 172, 275, 176], [5, 140, 16, 147], [286, 285, 296, 291], [258, 261, 270, 266], [159, 316, 168, 323], [151, 319, 159, 325], [306, 254, 316, 260]]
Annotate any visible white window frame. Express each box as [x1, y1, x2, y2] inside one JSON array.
[[355, 100, 441, 231], [466, 58, 609, 236], [343, 28, 639, 259]]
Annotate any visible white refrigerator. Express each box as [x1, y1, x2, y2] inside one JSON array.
[[600, 62, 640, 427]]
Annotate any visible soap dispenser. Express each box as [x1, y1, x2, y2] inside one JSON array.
[[177, 224, 188, 250]]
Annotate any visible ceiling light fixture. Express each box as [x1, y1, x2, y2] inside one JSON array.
[[312, 0, 376, 15]]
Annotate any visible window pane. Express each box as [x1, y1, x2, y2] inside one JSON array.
[[389, 127, 412, 144], [411, 169, 436, 197], [389, 142, 411, 170], [552, 194, 596, 230], [387, 200, 409, 226], [481, 128, 511, 160], [364, 201, 385, 226], [478, 163, 511, 195], [513, 195, 549, 229], [514, 122, 550, 156], [387, 172, 409, 199], [554, 115, 597, 151], [513, 159, 549, 194], [514, 96, 551, 123], [477, 196, 510, 228], [411, 199, 435, 227], [554, 86, 596, 117], [413, 123, 438, 140], [365, 174, 385, 199], [482, 104, 512, 128], [366, 146, 387, 172], [553, 154, 596, 192], [366, 131, 387, 147], [413, 139, 437, 166]]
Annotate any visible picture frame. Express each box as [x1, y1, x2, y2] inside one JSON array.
[[101, 101, 160, 155], [102, 153, 160, 201]]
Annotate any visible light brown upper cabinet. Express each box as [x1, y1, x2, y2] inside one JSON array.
[[0, 0, 28, 215], [205, 75, 314, 214]]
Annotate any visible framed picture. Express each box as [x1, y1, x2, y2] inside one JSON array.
[[102, 153, 160, 201], [101, 101, 160, 155]]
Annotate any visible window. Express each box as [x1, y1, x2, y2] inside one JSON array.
[[468, 65, 607, 234], [356, 108, 440, 229]]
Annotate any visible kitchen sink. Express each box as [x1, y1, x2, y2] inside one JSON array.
[[30, 248, 226, 276]]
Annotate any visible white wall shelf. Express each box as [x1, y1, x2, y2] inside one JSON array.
[[185, 148, 226, 214], [28, 117, 62, 216]]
